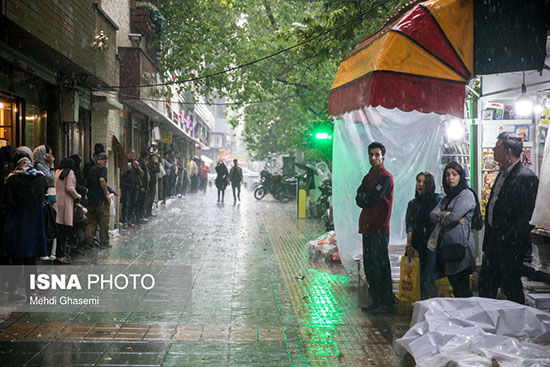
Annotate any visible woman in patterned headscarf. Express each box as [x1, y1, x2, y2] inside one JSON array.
[[32, 145, 55, 193]]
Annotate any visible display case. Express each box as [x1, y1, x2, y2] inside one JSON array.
[[479, 117, 539, 216]]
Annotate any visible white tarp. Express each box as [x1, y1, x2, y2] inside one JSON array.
[[396, 297, 550, 366], [332, 106, 443, 276], [530, 127, 550, 229]]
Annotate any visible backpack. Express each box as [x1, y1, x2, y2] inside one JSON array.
[[468, 188, 483, 231]]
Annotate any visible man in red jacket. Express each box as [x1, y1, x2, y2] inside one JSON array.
[[356, 142, 395, 314]]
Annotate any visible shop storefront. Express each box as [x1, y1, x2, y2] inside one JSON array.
[[0, 72, 51, 150], [327, 0, 549, 277]]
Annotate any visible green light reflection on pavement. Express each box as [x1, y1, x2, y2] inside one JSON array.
[[299, 269, 352, 358]]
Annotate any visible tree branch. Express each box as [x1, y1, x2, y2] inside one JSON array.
[[263, 0, 277, 28]]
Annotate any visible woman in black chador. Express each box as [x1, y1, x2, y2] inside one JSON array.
[[215, 160, 228, 203]]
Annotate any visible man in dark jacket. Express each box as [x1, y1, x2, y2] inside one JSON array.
[[479, 132, 539, 304], [136, 151, 150, 222], [85, 152, 111, 248], [83, 143, 105, 186], [356, 142, 394, 314], [229, 159, 243, 202], [146, 153, 160, 217]]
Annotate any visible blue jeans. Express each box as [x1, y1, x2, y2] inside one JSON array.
[[121, 188, 138, 223], [420, 249, 439, 299], [362, 233, 394, 307]]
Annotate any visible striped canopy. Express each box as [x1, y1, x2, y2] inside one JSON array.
[[329, 0, 472, 117]]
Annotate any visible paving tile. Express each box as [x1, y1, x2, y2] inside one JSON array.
[[26, 322, 67, 339], [0, 321, 40, 339], [56, 323, 95, 339]]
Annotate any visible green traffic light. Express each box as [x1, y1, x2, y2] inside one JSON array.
[[315, 132, 332, 140]]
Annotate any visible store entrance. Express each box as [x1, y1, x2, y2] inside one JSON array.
[[0, 92, 23, 147]]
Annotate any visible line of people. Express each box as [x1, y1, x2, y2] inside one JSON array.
[[357, 132, 539, 314]]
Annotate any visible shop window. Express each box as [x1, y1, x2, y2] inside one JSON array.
[[0, 94, 16, 147], [24, 103, 46, 149]]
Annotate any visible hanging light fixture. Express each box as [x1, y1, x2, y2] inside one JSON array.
[[515, 71, 533, 117], [446, 118, 464, 141]]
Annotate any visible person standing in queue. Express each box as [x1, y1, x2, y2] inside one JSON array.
[[356, 142, 394, 314], [54, 158, 82, 264], [479, 132, 539, 304], [85, 152, 111, 249], [405, 172, 442, 300], [430, 162, 477, 298]]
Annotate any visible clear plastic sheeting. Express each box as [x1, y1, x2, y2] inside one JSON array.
[[332, 106, 443, 276], [530, 126, 550, 229], [396, 297, 550, 366]]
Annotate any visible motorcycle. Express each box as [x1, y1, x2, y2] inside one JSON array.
[[322, 196, 334, 231], [254, 169, 296, 202], [316, 179, 332, 218]]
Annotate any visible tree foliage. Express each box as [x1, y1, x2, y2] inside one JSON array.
[[159, 0, 410, 161]]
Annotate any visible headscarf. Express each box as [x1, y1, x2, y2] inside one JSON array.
[[69, 154, 82, 168], [58, 157, 76, 180], [17, 146, 33, 161], [8, 154, 38, 178], [32, 145, 49, 165], [407, 171, 437, 225], [0, 145, 16, 163], [442, 161, 468, 201]]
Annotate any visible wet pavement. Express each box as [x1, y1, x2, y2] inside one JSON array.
[[0, 186, 410, 366]]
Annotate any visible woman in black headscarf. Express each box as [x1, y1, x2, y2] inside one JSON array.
[[215, 160, 228, 203], [430, 162, 477, 297], [405, 172, 442, 299], [69, 154, 88, 198]]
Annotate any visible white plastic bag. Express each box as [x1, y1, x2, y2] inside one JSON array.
[[109, 194, 115, 216], [396, 297, 550, 365], [307, 231, 338, 262]]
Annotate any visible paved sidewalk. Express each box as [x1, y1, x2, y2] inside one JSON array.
[[0, 188, 410, 366]]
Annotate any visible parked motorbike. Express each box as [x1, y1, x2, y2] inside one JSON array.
[[322, 196, 334, 231], [254, 169, 296, 202], [316, 179, 332, 218]]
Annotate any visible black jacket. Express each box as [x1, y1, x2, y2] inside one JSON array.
[[483, 162, 539, 252]]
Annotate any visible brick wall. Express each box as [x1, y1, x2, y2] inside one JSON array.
[[100, 0, 132, 48], [4, 0, 118, 86]]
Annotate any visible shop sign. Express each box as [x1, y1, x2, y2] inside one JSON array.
[[160, 131, 173, 144]]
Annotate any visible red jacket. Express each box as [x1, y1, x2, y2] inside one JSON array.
[[199, 164, 210, 179], [357, 164, 393, 235]]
